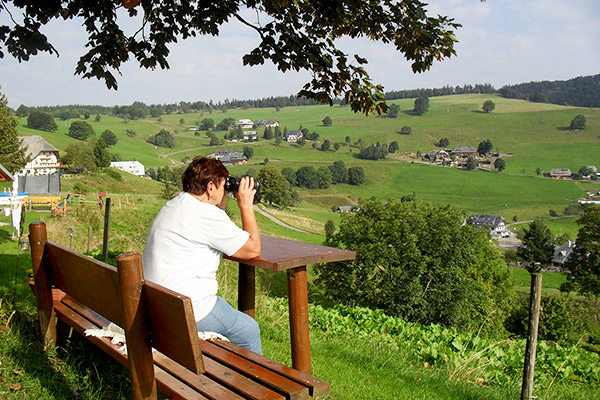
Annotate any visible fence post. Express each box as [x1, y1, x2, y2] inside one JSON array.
[[521, 273, 543, 400], [102, 198, 111, 260]]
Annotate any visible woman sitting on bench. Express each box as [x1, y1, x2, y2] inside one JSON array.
[[143, 157, 262, 354]]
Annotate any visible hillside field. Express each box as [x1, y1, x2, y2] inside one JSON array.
[[16, 94, 600, 234]]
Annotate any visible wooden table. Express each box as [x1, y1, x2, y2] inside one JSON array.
[[225, 235, 355, 374]]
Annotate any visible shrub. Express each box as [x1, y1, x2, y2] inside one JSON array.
[[317, 197, 513, 336]]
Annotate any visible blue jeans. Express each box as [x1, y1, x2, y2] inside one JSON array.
[[196, 296, 262, 355]]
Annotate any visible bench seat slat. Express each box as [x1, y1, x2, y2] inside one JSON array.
[[200, 340, 309, 400], [154, 352, 247, 400], [211, 340, 331, 397], [154, 366, 210, 400], [202, 356, 286, 400]]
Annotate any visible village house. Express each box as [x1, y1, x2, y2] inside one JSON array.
[[426, 149, 451, 163], [208, 149, 247, 165], [467, 214, 507, 236], [237, 119, 254, 129], [335, 205, 360, 213], [243, 131, 258, 141], [18, 135, 62, 175], [265, 119, 280, 127], [552, 240, 575, 269], [452, 145, 478, 158], [109, 161, 146, 177], [254, 120, 266, 127], [549, 168, 572, 179], [284, 130, 302, 143]]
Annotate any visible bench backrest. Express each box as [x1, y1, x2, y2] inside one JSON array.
[[29, 221, 204, 399]]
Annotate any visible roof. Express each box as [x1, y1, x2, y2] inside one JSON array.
[[0, 164, 14, 182], [468, 214, 506, 229], [552, 241, 575, 265], [18, 135, 59, 158], [453, 145, 477, 153], [110, 161, 144, 167], [550, 168, 572, 176]]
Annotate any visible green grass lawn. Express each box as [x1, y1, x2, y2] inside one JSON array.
[[15, 94, 600, 240]]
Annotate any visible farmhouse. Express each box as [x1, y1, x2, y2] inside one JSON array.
[[336, 205, 359, 213], [18, 135, 62, 175], [452, 145, 478, 158], [243, 131, 258, 140], [237, 119, 254, 129], [208, 149, 247, 165], [427, 149, 451, 162], [467, 214, 506, 235], [254, 119, 266, 126], [552, 240, 575, 268], [109, 161, 145, 177], [265, 119, 280, 127], [549, 168, 572, 179], [285, 130, 302, 143]]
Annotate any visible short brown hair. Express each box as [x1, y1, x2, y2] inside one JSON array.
[[182, 157, 229, 195]]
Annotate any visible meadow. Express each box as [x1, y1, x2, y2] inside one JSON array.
[[16, 94, 600, 237]]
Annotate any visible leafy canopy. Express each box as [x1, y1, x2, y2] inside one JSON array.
[[0, 1, 459, 115], [0, 93, 29, 173], [317, 197, 513, 335]]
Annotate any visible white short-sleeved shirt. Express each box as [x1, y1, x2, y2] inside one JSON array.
[[142, 192, 249, 321]]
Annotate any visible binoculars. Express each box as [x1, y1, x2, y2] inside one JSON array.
[[224, 176, 260, 193]]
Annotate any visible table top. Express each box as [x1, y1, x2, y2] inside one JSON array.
[[224, 235, 355, 271]]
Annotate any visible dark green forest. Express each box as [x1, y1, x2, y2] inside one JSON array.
[[498, 74, 600, 107]]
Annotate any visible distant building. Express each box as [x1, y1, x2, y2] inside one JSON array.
[[243, 131, 258, 140], [265, 119, 280, 127], [552, 240, 575, 267], [549, 168, 572, 179], [208, 149, 247, 165], [18, 135, 61, 175], [452, 145, 478, 158], [254, 120, 266, 127], [336, 205, 359, 213], [110, 161, 145, 177], [467, 214, 506, 235], [285, 130, 302, 143], [237, 119, 254, 129], [427, 149, 451, 162]]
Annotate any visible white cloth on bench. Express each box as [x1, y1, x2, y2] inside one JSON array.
[[84, 323, 229, 356]]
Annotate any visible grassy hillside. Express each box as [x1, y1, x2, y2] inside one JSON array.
[[16, 94, 600, 233]]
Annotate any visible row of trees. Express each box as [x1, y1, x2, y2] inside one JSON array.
[[281, 162, 365, 190]]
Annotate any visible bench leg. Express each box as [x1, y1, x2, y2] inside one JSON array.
[[238, 263, 256, 318], [287, 266, 311, 375]]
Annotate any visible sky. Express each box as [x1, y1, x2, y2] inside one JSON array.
[[0, 0, 599, 109]]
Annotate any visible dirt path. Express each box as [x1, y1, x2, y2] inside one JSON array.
[[253, 204, 316, 234]]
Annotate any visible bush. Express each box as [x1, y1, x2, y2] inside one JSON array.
[[317, 197, 513, 336]]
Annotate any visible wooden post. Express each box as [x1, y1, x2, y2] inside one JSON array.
[[102, 198, 111, 260], [521, 273, 543, 400], [117, 252, 157, 400], [28, 222, 57, 348], [238, 263, 256, 318], [88, 226, 92, 252], [288, 266, 311, 374]]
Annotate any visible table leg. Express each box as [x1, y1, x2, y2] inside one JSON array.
[[287, 265, 311, 374], [238, 263, 256, 318]]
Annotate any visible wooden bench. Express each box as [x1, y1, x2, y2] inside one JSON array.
[[28, 221, 330, 400]]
